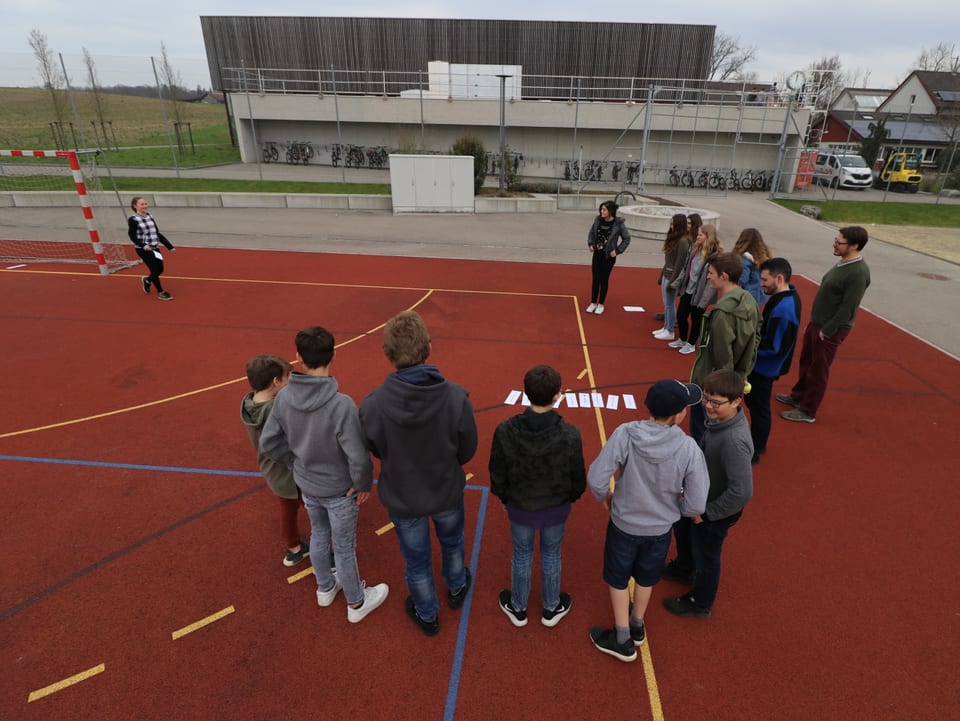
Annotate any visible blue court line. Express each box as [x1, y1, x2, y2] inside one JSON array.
[[0, 454, 261, 478], [444, 486, 490, 721]]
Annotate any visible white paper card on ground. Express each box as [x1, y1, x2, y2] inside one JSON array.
[[504, 390, 522, 406], [591, 393, 604, 407], [578, 393, 591, 407], [606, 395, 620, 410], [521, 393, 531, 406], [623, 394, 637, 409], [623, 306, 645, 312], [152, 250, 164, 260], [565, 393, 579, 408], [553, 395, 563, 408]]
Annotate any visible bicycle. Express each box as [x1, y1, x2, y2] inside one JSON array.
[[707, 169, 727, 190], [366, 146, 388, 169], [740, 169, 756, 191], [330, 143, 342, 167], [262, 142, 280, 163], [725, 168, 741, 191], [345, 144, 365, 168], [681, 168, 695, 188], [696, 169, 709, 189], [669, 166, 683, 186]]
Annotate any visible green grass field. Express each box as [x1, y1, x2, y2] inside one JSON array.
[[773, 199, 960, 228], [0, 174, 390, 195]]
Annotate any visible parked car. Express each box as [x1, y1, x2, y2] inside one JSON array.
[[813, 152, 873, 190]]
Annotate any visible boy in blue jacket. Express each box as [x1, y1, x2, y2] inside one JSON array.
[[745, 258, 801, 463]]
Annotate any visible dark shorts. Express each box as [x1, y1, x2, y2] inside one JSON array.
[[602, 519, 671, 589]]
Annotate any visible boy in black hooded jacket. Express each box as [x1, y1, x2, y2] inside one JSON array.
[[489, 365, 586, 628]]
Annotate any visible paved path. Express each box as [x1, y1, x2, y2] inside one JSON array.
[[3, 162, 958, 357]]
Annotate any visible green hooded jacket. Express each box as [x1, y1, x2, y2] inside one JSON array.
[[690, 286, 761, 385]]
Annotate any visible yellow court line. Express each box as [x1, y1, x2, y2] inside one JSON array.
[[286, 566, 315, 584], [375, 522, 395, 536], [575, 295, 664, 721], [0, 267, 573, 300], [0, 288, 435, 439], [465, 472, 474, 481], [171, 606, 235, 640], [576, 368, 588, 380], [27, 663, 105, 703]]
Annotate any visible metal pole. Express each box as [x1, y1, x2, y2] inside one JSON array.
[[936, 132, 959, 205], [240, 60, 263, 181], [58, 53, 89, 151], [331, 65, 346, 183], [418, 70, 426, 150], [571, 78, 580, 181], [831, 97, 858, 201], [150, 56, 180, 178], [497, 74, 508, 192], [883, 95, 914, 203], [638, 85, 656, 192], [768, 93, 796, 199]]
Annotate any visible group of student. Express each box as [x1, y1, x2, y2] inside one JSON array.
[[236, 309, 755, 664]]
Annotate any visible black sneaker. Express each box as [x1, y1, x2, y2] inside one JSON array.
[[141, 276, 151, 294], [282, 540, 310, 567], [775, 393, 798, 407], [661, 559, 695, 585], [448, 567, 472, 610], [630, 620, 646, 646], [405, 596, 440, 636], [498, 590, 528, 627], [589, 627, 637, 662], [663, 593, 711, 618], [157, 291, 174, 301], [541, 592, 572, 627]]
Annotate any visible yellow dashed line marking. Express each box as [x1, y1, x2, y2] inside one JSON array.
[[375, 522, 395, 536], [171, 606, 235, 640], [576, 368, 588, 380], [286, 566, 315, 584], [28, 663, 105, 702]]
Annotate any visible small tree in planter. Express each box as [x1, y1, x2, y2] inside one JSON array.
[[451, 135, 486, 194]]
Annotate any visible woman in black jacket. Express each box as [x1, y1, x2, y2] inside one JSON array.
[[585, 201, 631, 316]]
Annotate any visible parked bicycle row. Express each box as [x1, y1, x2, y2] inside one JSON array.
[[664, 166, 773, 192], [564, 160, 641, 184], [262, 140, 315, 165]]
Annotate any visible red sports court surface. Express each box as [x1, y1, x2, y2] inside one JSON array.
[[1, 248, 956, 721]]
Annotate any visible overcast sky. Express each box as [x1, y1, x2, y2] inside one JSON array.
[[1, 2, 957, 90]]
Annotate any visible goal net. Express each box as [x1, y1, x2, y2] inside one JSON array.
[[0, 149, 138, 275]]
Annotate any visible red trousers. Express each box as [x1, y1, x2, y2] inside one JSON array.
[[789, 322, 850, 418], [279, 496, 303, 549]]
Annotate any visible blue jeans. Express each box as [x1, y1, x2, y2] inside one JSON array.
[[661, 277, 678, 330], [302, 493, 364, 605], [390, 500, 466, 621], [510, 521, 566, 612]]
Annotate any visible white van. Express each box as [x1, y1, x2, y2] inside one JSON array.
[[813, 152, 873, 190]]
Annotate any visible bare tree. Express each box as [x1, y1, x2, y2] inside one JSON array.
[[158, 42, 186, 126], [82, 48, 113, 149], [806, 55, 847, 110], [911, 42, 960, 73], [710, 32, 758, 81], [28, 29, 68, 125]]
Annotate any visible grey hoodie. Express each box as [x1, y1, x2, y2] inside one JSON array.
[[588, 420, 709, 536], [259, 373, 372, 499]]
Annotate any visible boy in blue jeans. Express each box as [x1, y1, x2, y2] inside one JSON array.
[[587, 379, 709, 662], [489, 364, 586, 628], [260, 326, 388, 623]]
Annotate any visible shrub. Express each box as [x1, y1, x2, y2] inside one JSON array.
[[451, 135, 486, 194]]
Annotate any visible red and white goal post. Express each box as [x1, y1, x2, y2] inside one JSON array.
[[0, 149, 138, 275]]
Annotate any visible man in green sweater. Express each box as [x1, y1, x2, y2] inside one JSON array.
[[778, 226, 871, 423]]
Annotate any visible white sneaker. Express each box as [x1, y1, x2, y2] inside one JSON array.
[[585, 303, 597, 313], [653, 329, 675, 340], [667, 339, 685, 348], [679, 342, 696, 354], [316, 575, 342, 607], [594, 304, 605, 315], [651, 327, 667, 336], [347, 582, 389, 623]]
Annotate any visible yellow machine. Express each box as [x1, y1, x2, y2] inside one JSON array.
[[874, 152, 923, 192]]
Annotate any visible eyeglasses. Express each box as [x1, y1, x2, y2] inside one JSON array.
[[701, 396, 732, 407], [834, 240, 849, 246]]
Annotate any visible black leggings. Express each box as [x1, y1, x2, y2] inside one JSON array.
[[136, 248, 166, 293], [590, 252, 617, 304], [677, 294, 706, 343]]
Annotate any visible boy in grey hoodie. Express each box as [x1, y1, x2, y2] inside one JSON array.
[[587, 380, 709, 663], [260, 326, 388, 624]]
